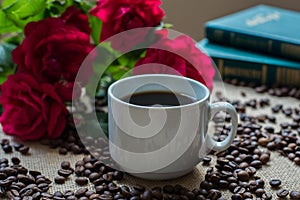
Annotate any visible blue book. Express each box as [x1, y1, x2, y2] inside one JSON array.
[[205, 5, 300, 61], [197, 39, 300, 87]]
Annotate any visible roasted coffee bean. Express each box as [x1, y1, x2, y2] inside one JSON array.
[[233, 186, 246, 194], [207, 189, 221, 200], [54, 176, 65, 184], [113, 171, 124, 180], [290, 191, 300, 200], [262, 192, 272, 200], [75, 187, 88, 197], [19, 146, 30, 154], [269, 178, 281, 187], [75, 177, 88, 186], [13, 143, 24, 151], [231, 194, 243, 200], [277, 189, 289, 198], [259, 154, 270, 164], [255, 179, 265, 188], [218, 180, 229, 189], [202, 156, 212, 165], [242, 192, 253, 199], [11, 157, 21, 165], [163, 185, 175, 194], [250, 160, 262, 169], [255, 188, 265, 197], [61, 161, 71, 169], [58, 148, 68, 155], [237, 170, 250, 181], [141, 190, 152, 200], [2, 145, 13, 153], [229, 183, 238, 193], [57, 169, 73, 178]]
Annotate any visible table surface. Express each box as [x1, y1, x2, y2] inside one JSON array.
[[0, 82, 299, 199]]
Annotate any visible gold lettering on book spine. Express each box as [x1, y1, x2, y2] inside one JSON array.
[[262, 65, 267, 84], [281, 43, 300, 59], [276, 67, 300, 86], [267, 40, 273, 53], [223, 65, 261, 79], [213, 30, 224, 42], [218, 59, 224, 74]]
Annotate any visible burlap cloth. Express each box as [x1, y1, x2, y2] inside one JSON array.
[[0, 82, 299, 199]]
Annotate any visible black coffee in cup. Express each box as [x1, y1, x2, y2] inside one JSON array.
[[122, 91, 196, 106]]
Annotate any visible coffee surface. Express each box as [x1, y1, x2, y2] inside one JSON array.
[[122, 91, 196, 106]]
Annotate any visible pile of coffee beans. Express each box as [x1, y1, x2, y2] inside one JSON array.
[[0, 157, 52, 199], [1, 82, 300, 199], [0, 139, 30, 155], [224, 78, 300, 99]]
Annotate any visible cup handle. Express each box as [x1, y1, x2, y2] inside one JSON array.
[[205, 102, 238, 152]]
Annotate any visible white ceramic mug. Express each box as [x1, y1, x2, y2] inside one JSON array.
[[108, 74, 238, 180]]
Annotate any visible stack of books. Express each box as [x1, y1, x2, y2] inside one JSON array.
[[197, 5, 300, 87]]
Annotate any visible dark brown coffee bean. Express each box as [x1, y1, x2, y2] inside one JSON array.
[[57, 169, 73, 178], [207, 189, 221, 200], [3, 145, 13, 153], [255, 188, 265, 197], [113, 171, 124, 180], [250, 160, 262, 169], [19, 146, 30, 154], [242, 192, 253, 199], [269, 178, 281, 187], [231, 194, 243, 200], [202, 156, 212, 165], [277, 189, 289, 198], [13, 143, 24, 151], [75, 177, 88, 186], [58, 148, 68, 155], [262, 192, 272, 200], [233, 186, 246, 194], [290, 191, 300, 200], [237, 170, 250, 181], [141, 190, 152, 200], [61, 161, 71, 169], [245, 166, 256, 176], [11, 157, 21, 165], [294, 157, 300, 165], [54, 176, 65, 184], [75, 187, 88, 197], [218, 180, 229, 189], [259, 154, 270, 164], [163, 185, 175, 194], [255, 179, 265, 188]]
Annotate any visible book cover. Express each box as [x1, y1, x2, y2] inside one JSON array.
[[205, 4, 300, 61], [197, 39, 300, 87]]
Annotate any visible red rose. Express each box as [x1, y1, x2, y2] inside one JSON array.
[[12, 6, 93, 84], [54, 81, 82, 102], [134, 35, 215, 91], [90, 0, 164, 50], [0, 74, 69, 140]]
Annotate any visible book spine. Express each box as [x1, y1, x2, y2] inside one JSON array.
[[212, 57, 300, 87], [206, 26, 300, 62]]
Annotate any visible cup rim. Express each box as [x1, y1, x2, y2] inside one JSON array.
[[108, 74, 210, 109]]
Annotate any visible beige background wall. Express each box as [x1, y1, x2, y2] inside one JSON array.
[[161, 0, 300, 41]]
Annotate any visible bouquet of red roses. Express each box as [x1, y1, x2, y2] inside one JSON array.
[[0, 0, 215, 140]]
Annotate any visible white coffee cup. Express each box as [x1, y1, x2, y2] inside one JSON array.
[[108, 74, 238, 180]]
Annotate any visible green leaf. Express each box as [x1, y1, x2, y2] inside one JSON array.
[[0, 10, 20, 33], [45, 0, 74, 17], [3, 0, 46, 28], [88, 14, 102, 45], [163, 23, 173, 29]]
